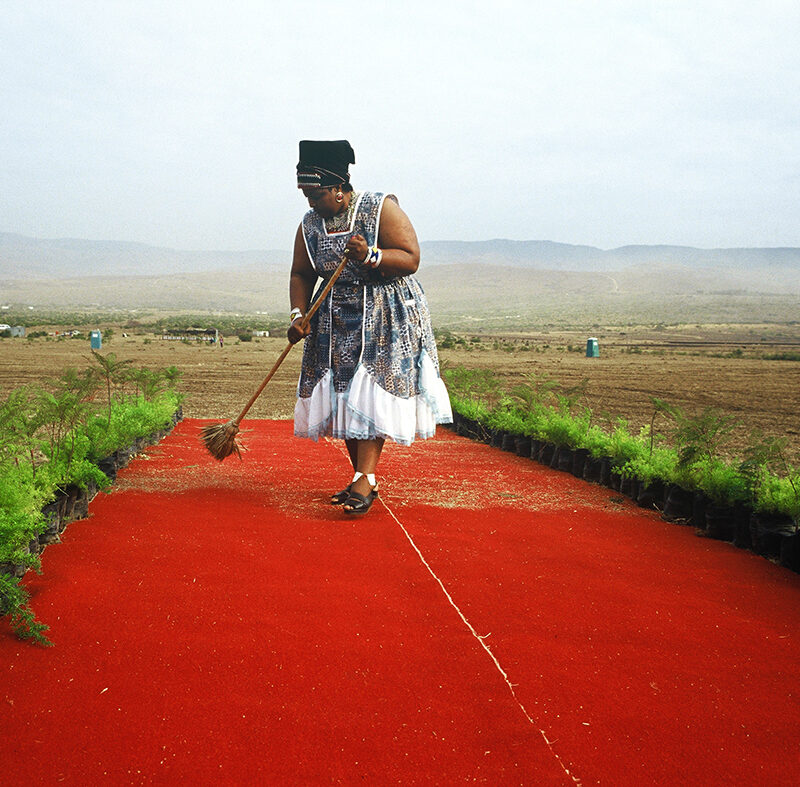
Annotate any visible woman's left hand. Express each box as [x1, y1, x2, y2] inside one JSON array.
[[345, 234, 368, 263]]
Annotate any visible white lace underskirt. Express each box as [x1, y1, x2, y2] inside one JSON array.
[[294, 350, 452, 446]]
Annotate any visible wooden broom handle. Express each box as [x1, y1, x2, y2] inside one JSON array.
[[233, 250, 352, 425]]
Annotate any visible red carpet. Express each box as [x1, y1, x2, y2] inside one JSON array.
[[2, 419, 800, 785]]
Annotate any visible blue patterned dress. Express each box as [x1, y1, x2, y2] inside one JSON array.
[[294, 191, 452, 445]]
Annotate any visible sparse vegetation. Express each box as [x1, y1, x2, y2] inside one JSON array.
[[763, 352, 800, 362]]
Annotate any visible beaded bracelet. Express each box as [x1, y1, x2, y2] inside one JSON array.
[[364, 246, 383, 268]]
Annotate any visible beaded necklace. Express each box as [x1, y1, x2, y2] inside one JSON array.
[[324, 191, 359, 234]]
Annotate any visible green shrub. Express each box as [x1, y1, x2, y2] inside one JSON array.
[[449, 394, 490, 423], [623, 445, 677, 487], [485, 406, 526, 435], [582, 425, 611, 458], [0, 466, 47, 565], [538, 409, 589, 449], [0, 355, 184, 645], [605, 420, 645, 471], [754, 474, 800, 519], [741, 435, 800, 517], [0, 574, 52, 646], [693, 459, 749, 507], [443, 362, 796, 523]]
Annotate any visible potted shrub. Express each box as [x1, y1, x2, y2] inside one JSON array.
[[604, 418, 643, 489], [740, 435, 799, 562], [486, 405, 526, 452], [622, 443, 676, 511], [696, 459, 749, 541], [746, 470, 799, 563], [667, 406, 740, 536]]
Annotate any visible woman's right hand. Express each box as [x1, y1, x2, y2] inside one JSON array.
[[288, 317, 311, 344]]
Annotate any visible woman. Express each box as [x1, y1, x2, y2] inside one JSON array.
[[288, 139, 452, 515]]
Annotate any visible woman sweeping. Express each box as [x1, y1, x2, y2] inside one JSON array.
[[288, 139, 452, 515]]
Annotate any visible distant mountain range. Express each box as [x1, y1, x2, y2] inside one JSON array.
[[3, 232, 800, 279], [421, 239, 800, 274], [0, 232, 287, 278], [2, 233, 800, 318]]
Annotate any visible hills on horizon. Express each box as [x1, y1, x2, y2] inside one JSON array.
[[421, 238, 800, 273], [2, 232, 800, 321], [3, 231, 800, 279], [0, 232, 287, 278]]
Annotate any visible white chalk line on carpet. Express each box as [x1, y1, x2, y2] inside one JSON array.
[[325, 438, 581, 785]]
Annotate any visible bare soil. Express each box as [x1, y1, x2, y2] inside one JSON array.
[[1, 323, 798, 462]]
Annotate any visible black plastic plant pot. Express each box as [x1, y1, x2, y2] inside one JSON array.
[[538, 442, 555, 465], [529, 439, 542, 460], [780, 530, 800, 572], [691, 492, 710, 530], [491, 429, 504, 448], [0, 562, 26, 579], [501, 433, 517, 452], [457, 417, 478, 439], [750, 512, 796, 559], [555, 447, 574, 472], [598, 457, 613, 487], [71, 487, 90, 521], [662, 485, 693, 522], [38, 501, 62, 545], [637, 480, 665, 510], [582, 455, 602, 483], [733, 515, 752, 549], [619, 476, 634, 497], [704, 505, 736, 541], [732, 503, 753, 549], [56, 486, 77, 525], [514, 436, 531, 457], [571, 449, 590, 478], [115, 444, 136, 469], [97, 454, 118, 481], [609, 471, 622, 491]]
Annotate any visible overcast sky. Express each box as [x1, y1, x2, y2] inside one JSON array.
[[2, 1, 799, 251]]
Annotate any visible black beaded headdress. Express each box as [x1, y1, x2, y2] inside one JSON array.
[[297, 140, 355, 188]]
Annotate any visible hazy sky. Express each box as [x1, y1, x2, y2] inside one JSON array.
[[2, 1, 799, 251]]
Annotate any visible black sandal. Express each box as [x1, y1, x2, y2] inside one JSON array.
[[343, 488, 378, 516], [331, 485, 352, 505]]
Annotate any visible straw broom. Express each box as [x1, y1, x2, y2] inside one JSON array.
[[200, 250, 351, 460]]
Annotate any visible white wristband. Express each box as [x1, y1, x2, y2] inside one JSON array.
[[289, 307, 303, 323]]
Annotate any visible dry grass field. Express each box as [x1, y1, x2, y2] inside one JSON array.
[[1, 322, 799, 462], [441, 325, 800, 462]]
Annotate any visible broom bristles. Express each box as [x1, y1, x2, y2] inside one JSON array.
[[200, 420, 243, 461]]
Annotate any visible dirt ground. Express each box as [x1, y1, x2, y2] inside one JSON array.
[[1, 323, 799, 462]]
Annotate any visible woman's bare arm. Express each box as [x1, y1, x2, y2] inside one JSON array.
[[344, 197, 420, 277], [288, 224, 318, 342]]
